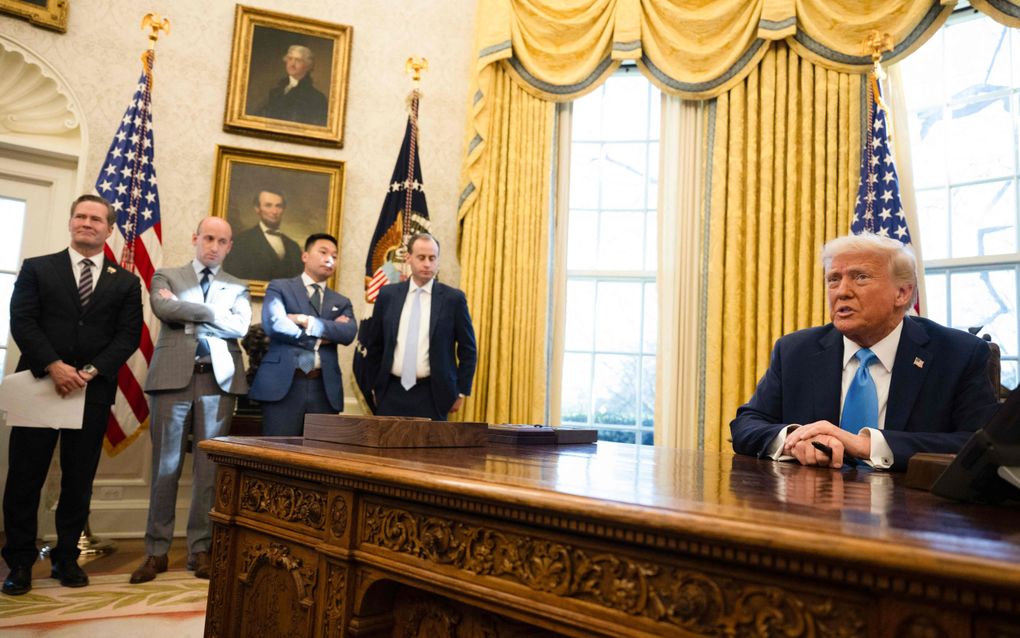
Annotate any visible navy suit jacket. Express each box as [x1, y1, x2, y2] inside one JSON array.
[[730, 316, 998, 471], [249, 276, 356, 411], [11, 249, 142, 405], [364, 280, 477, 416]]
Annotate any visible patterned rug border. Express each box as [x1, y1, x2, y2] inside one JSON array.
[[0, 571, 208, 628]]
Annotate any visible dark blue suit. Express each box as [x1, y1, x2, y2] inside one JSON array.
[[363, 280, 477, 420], [730, 316, 998, 471], [249, 276, 356, 435]]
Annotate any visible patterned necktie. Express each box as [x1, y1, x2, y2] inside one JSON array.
[[196, 267, 213, 358], [309, 283, 322, 314], [841, 348, 879, 434], [401, 288, 422, 390], [78, 258, 94, 306]]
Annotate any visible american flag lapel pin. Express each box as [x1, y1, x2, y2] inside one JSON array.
[[913, 357, 924, 369]]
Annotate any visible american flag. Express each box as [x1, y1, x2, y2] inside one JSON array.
[[352, 90, 431, 412], [853, 75, 913, 245], [94, 50, 162, 454]]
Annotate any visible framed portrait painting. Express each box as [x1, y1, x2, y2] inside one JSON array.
[[223, 5, 352, 147], [0, 0, 68, 32], [212, 145, 346, 296]]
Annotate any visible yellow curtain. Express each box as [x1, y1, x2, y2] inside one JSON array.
[[970, 0, 1020, 28], [458, 66, 554, 424], [701, 43, 861, 452]]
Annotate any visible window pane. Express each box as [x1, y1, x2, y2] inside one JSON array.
[[594, 281, 641, 352], [916, 189, 948, 260], [602, 73, 652, 141], [945, 17, 1011, 99], [571, 88, 603, 141], [906, 110, 947, 190], [0, 197, 26, 271], [1001, 360, 1017, 390], [950, 180, 1016, 258], [564, 279, 595, 350], [642, 281, 657, 354], [643, 210, 657, 271], [592, 353, 638, 425], [924, 271, 948, 326], [646, 141, 659, 209], [0, 349, 6, 382], [560, 352, 592, 424], [597, 211, 644, 270], [600, 143, 649, 209], [641, 355, 655, 428], [569, 142, 601, 209], [0, 273, 14, 344], [566, 209, 597, 270], [946, 97, 1014, 184], [948, 270, 1016, 355]]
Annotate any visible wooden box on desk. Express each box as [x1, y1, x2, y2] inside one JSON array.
[[302, 413, 488, 448]]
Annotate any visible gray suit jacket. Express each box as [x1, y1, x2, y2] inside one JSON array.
[[145, 263, 252, 395]]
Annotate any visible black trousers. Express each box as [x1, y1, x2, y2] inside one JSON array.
[[376, 376, 445, 421], [2, 401, 109, 567]]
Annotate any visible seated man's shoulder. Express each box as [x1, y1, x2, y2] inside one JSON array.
[[775, 323, 837, 351], [910, 315, 988, 350]]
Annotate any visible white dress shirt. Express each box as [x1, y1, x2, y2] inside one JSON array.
[[260, 221, 286, 259], [390, 279, 433, 380], [68, 246, 103, 289], [767, 320, 902, 469]]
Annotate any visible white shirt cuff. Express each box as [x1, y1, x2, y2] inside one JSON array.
[[765, 424, 799, 461], [860, 427, 894, 469]]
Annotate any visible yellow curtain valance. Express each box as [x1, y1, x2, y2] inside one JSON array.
[[971, 0, 1020, 28], [472, 0, 956, 103]]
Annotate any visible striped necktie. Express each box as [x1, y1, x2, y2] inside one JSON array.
[[78, 258, 94, 306]]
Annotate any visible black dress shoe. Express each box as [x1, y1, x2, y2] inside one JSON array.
[[51, 559, 89, 588], [2, 565, 32, 595]]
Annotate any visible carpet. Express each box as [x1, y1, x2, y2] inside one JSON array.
[[0, 571, 208, 637]]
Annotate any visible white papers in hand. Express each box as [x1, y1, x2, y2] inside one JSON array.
[[0, 370, 85, 429]]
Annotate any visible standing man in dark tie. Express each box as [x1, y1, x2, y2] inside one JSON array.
[[249, 233, 357, 435], [363, 233, 477, 421], [222, 189, 304, 282], [730, 233, 999, 471], [2, 195, 142, 596], [129, 217, 251, 584]]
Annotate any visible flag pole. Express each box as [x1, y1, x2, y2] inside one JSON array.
[[47, 13, 172, 561], [401, 58, 428, 259]]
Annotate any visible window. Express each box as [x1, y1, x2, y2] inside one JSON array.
[[0, 196, 27, 380], [558, 70, 660, 444], [901, 10, 1020, 388]]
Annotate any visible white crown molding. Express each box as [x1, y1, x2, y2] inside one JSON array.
[[0, 34, 80, 137]]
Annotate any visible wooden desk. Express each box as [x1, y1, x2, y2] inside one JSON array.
[[200, 437, 1020, 638]]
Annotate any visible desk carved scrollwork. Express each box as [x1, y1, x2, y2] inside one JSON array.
[[361, 502, 866, 637]]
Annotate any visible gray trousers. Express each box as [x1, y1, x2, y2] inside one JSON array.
[[144, 370, 235, 556]]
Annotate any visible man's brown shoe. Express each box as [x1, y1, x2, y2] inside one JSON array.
[[189, 551, 210, 579], [129, 555, 168, 584]]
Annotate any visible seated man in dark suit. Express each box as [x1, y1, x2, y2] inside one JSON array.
[[731, 233, 998, 471]]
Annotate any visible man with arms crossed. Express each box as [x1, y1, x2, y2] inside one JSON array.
[[249, 233, 356, 435], [731, 233, 998, 471], [130, 217, 251, 584], [363, 233, 477, 421], [2, 195, 142, 595]]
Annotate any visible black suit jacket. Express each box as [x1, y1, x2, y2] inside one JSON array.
[[364, 280, 477, 415], [255, 75, 328, 126], [10, 249, 143, 405], [223, 224, 304, 282], [730, 316, 998, 470]]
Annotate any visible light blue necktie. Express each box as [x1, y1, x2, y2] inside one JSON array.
[[195, 267, 212, 358], [841, 348, 879, 434], [297, 284, 321, 373], [401, 288, 421, 390]]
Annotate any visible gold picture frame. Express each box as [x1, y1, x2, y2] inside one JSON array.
[[0, 0, 68, 32], [212, 145, 346, 297], [223, 5, 352, 147]]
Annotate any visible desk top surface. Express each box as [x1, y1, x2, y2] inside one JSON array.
[[203, 437, 1020, 587]]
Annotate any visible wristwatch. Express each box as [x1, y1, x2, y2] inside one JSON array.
[[82, 364, 98, 376]]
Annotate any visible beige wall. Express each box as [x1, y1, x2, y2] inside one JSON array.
[[0, 0, 477, 537], [0, 0, 476, 315]]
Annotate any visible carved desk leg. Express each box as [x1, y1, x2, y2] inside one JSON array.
[[206, 466, 240, 638]]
